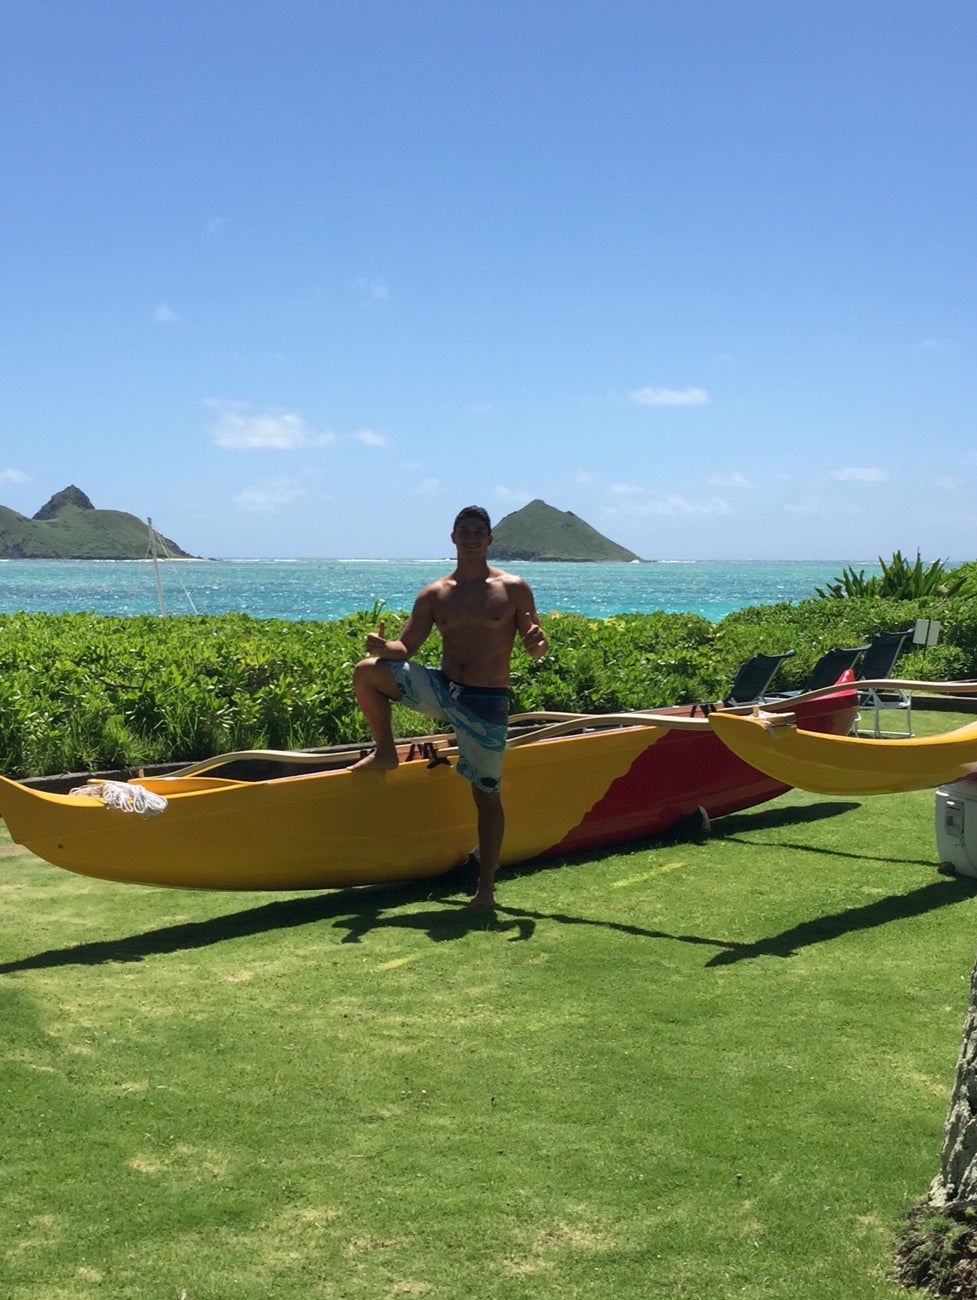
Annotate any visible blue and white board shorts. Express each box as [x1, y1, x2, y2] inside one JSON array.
[[388, 662, 508, 793]]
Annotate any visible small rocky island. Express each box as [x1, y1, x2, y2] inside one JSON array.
[[487, 499, 642, 562], [0, 486, 192, 559]]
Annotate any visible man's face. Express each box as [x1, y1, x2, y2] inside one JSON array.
[[452, 518, 492, 553]]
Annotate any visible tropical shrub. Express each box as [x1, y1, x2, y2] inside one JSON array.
[[814, 550, 966, 600], [720, 596, 977, 687], [1, 599, 976, 778], [507, 611, 717, 713], [950, 562, 977, 598]]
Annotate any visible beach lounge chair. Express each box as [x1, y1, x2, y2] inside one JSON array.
[[688, 650, 796, 716], [723, 651, 796, 706], [854, 628, 915, 737], [802, 644, 870, 691], [767, 644, 869, 701]]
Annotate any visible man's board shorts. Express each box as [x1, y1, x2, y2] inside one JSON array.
[[388, 661, 508, 792]]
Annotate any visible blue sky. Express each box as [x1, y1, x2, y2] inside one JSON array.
[[2, 1, 974, 560]]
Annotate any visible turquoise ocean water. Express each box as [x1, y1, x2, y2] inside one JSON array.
[[0, 558, 876, 622]]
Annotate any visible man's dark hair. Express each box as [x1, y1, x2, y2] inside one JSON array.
[[453, 505, 492, 531]]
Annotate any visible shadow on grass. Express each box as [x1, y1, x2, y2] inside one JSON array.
[[0, 881, 744, 972], [489, 877, 977, 967], [712, 800, 862, 832], [718, 799, 937, 867], [3, 800, 973, 973], [8, 872, 971, 974], [0, 876, 459, 974], [334, 902, 535, 946], [705, 875, 977, 966]]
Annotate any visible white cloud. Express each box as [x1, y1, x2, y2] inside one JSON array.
[[609, 482, 643, 495], [0, 468, 29, 485], [206, 401, 337, 450], [628, 386, 710, 407], [494, 486, 533, 505], [611, 492, 732, 518], [918, 336, 953, 353], [417, 478, 440, 496], [830, 467, 888, 483], [154, 302, 179, 324], [961, 451, 977, 467], [707, 472, 752, 489], [206, 401, 389, 452], [205, 216, 229, 236], [234, 482, 307, 513], [353, 275, 389, 303], [354, 428, 388, 448], [655, 493, 731, 518], [933, 474, 964, 492], [783, 496, 821, 516]]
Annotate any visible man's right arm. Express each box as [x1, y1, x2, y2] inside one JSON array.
[[365, 590, 435, 661]]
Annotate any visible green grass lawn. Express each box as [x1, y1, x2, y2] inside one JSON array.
[[3, 715, 977, 1298]]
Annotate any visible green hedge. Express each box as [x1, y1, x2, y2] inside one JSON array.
[[0, 599, 975, 778]]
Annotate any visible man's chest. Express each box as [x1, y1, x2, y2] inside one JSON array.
[[433, 585, 512, 628]]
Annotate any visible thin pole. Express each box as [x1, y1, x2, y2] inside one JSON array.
[[148, 518, 167, 616]]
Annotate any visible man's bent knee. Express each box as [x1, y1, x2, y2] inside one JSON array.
[[354, 658, 399, 696]]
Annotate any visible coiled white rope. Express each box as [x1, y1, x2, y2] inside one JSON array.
[[68, 781, 168, 817]]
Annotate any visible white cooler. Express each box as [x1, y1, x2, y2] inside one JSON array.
[[935, 776, 977, 878]]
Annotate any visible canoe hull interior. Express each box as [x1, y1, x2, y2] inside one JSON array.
[[0, 694, 858, 890]]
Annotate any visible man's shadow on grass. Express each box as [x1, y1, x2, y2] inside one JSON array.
[[334, 901, 535, 946], [3, 801, 974, 973]]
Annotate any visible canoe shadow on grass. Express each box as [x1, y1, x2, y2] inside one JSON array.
[[704, 874, 977, 967], [718, 800, 861, 832], [718, 798, 938, 867], [0, 874, 484, 975], [0, 806, 727, 972], [0, 879, 737, 973], [700, 797, 977, 964], [3, 802, 973, 973]]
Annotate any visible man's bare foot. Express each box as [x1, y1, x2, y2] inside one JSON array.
[[349, 750, 399, 773]]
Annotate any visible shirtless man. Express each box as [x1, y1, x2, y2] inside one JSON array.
[[351, 505, 548, 906]]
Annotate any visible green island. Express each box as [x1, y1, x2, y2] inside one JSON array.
[[0, 485, 192, 559], [0, 489, 640, 563], [488, 497, 642, 562]]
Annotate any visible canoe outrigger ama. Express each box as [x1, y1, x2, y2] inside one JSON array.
[[708, 679, 977, 796], [0, 681, 870, 892]]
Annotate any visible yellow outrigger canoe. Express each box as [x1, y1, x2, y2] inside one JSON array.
[[0, 690, 860, 891], [708, 681, 977, 796]]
